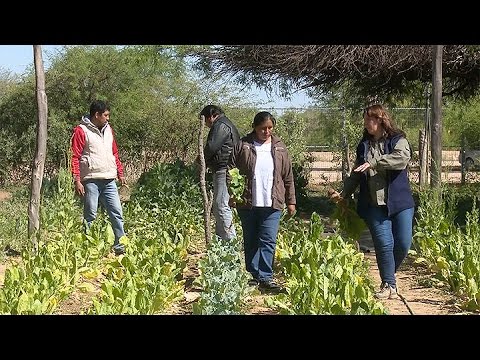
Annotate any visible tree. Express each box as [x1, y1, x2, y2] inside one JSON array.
[[0, 45, 257, 183], [193, 45, 480, 187], [192, 45, 480, 103]]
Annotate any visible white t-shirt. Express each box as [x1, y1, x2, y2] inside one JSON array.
[[252, 140, 274, 207]]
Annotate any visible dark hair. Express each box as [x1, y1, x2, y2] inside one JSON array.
[[252, 111, 276, 128], [199, 104, 224, 118], [362, 104, 406, 139], [89, 100, 110, 118]]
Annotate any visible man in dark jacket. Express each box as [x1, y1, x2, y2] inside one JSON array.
[[200, 105, 240, 241]]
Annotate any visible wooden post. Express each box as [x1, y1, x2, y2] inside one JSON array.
[[341, 107, 350, 180], [198, 115, 212, 245], [28, 45, 48, 250], [460, 135, 466, 184], [430, 45, 443, 189], [418, 129, 428, 188]]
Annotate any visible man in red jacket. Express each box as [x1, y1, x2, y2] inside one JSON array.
[[71, 100, 126, 255]]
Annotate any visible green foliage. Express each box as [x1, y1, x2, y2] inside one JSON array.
[[0, 188, 28, 260], [89, 232, 187, 315], [0, 166, 193, 314], [193, 236, 248, 315], [413, 186, 480, 311], [443, 95, 480, 149], [0, 45, 258, 185], [331, 198, 366, 242], [271, 213, 386, 314], [228, 168, 245, 204], [131, 160, 202, 219], [275, 110, 308, 164], [0, 169, 90, 314], [274, 110, 312, 209]]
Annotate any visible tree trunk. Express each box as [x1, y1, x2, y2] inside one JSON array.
[[198, 115, 212, 245], [28, 45, 48, 250], [430, 45, 443, 189]]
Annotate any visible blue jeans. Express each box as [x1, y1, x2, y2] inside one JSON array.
[[365, 205, 414, 287], [213, 169, 236, 241], [83, 179, 125, 246], [237, 207, 281, 282]]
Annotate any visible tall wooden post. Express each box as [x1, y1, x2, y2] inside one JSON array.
[[341, 107, 350, 180], [430, 45, 443, 189], [198, 115, 212, 245], [28, 45, 48, 250], [418, 129, 428, 188]]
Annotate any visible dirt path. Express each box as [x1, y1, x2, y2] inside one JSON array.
[[358, 229, 471, 315]]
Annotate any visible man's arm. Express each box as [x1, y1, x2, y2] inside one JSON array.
[[204, 123, 230, 162], [111, 128, 125, 185], [71, 126, 85, 181], [71, 126, 86, 195]]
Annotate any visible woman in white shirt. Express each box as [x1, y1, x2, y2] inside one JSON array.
[[230, 111, 296, 293]]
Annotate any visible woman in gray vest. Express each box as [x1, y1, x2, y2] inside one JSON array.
[[330, 104, 415, 300]]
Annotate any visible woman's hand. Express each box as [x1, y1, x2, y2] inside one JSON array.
[[353, 162, 371, 173], [287, 204, 296, 216], [327, 188, 343, 204]]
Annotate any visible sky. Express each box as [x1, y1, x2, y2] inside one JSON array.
[[0, 45, 312, 109]]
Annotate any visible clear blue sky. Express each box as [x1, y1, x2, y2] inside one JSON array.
[[0, 45, 312, 109]]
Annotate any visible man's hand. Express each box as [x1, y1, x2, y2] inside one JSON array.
[[118, 176, 127, 187], [74, 179, 85, 196]]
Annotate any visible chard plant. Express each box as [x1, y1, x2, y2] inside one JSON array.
[[228, 168, 245, 205], [413, 187, 480, 311], [271, 213, 386, 315]]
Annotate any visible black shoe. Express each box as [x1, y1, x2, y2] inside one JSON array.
[[113, 244, 125, 256], [247, 278, 259, 286], [259, 280, 285, 293]]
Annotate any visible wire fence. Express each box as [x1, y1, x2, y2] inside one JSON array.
[[262, 106, 480, 185]]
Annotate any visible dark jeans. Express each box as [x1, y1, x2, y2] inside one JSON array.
[[365, 205, 414, 287], [238, 207, 282, 282], [83, 178, 125, 246]]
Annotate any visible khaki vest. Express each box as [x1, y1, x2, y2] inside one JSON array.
[[79, 124, 118, 181]]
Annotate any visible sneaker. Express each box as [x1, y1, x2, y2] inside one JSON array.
[[375, 282, 399, 299], [259, 280, 286, 294], [247, 278, 259, 287], [113, 244, 125, 256]]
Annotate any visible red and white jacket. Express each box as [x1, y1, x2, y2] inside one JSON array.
[[71, 116, 124, 182]]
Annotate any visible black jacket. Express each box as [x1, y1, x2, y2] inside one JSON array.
[[204, 115, 240, 171]]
